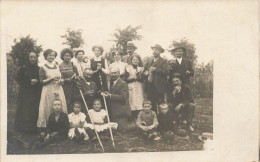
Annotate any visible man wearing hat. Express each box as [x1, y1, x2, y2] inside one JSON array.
[[122, 42, 137, 64], [144, 44, 170, 113], [169, 46, 194, 86], [168, 73, 195, 131]]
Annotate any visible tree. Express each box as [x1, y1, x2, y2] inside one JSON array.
[[61, 28, 84, 50], [111, 25, 142, 55], [169, 38, 198, 64], [10, 35, 43, 66]]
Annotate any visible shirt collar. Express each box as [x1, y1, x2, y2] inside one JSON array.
[[93, 55, 102, 61], [176, 57, 182, 63], [113, 77, 120, 85]]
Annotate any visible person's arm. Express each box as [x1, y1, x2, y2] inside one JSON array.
[[46, 114, 53, 134], [39, 67, 55, 85], [102, 59, 109, 74], [151, 112, 159, 129], [187, 60, 194, 77], [110, 83, 128, 102], [153, 59, 170, 76], [136, 112, 143, 129], [16, 66, 30, 86], [182, 85, 195, 107]]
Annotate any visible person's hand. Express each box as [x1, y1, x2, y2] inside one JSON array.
[[147, 125, 154, 130], [101, 91, 111, 97], [186, 70, 191, 75], [169, 59, 177, 64], [175, 103, 183, 112], [58, 79, 64, 85], [64, 78, 71, 83], [50, 132, 58, 136], [174, 85, 181, 93], [44, 134, 50, 141], [149, 67, 156, 72], [140, 126, 148, 131], [31, 79, 38, 85], [137, 67, 144, 73], [53, 76, 60, 81], [143, 71, 149, 76], [86, 90, 95, 96]]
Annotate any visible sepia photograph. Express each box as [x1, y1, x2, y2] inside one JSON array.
[[1, 0, 259, 161]]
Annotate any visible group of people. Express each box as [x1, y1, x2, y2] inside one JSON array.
[[14, 41, 195, 147]]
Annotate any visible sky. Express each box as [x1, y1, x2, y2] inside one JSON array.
[[1, 1, 219, 65]]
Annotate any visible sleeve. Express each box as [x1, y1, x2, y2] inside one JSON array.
[[102, 59, 109, 74], [187, 60, 194, 77], [153, 59, 170, 76], [152, 112, 159, 128], [16, 67, 30, 86], [80, 113, 86, 122], [182, 85, 195, 107], [57, 114, 69, 136], [110, 82, 128, 102], [39, 66, 47, 83], [136, 112, 143, 128]]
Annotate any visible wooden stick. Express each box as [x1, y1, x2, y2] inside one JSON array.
[[102, 95, 115, 148]]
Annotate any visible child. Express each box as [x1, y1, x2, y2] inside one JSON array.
[[84, 99, 117, 139], [68, 101, 89, 141], [136, 100, 160, 141], [157, 103, 177, 142]]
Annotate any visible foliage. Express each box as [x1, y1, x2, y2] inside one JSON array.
[[61, 28, 84, 50], [10, 35, 43, 66], [169, 38, 198, 64], [111, 25, 142, 55]]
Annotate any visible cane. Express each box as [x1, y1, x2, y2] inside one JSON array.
[[102, 94, 115, 148]]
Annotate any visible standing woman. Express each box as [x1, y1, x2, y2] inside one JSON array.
[[37, 49, 67, 130], [59, 48, 78, 112], [125, 54, 145, 121], [109, 50, 127, 79], [90, 45, 109, 92], [74, 50, 90, 77], [15, 52, 42, 133]]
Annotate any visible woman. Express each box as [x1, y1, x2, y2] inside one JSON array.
[[109, 50, 127, 79], [74, 50, 90, 77], [15, 52, 42, 133], [59, 48, 78, 112], [125, 54, 145, 121], [37, 49, 67, 129], [90, 45, 109, 92]]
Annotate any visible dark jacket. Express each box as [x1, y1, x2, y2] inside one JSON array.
[[47, 111, 69, 137], [169, 58, 194, 85], [144, 57, 170, 94], [157, 111, 176, 133]]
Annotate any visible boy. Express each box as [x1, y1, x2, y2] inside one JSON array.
[[136, 100, 160, 141]]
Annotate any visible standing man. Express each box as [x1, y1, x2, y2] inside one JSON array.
[[144, 44, 170, 113], [122, 42, 137, 64], [169, 47, 194, 86], [102, 67, 135, 132]]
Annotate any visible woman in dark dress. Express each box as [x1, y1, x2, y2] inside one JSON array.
[[15, 52, 42, 133], [59, 48, 78, 112]]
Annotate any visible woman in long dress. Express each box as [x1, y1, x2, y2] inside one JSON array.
[[15, 52, 42, 133], [37, 49, 67, 130], [125, 54, 145, 121], [59, 48, 78, 112], [109, 50, 127, 79]]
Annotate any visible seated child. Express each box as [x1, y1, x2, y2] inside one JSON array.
[[157, 103, 177, 141], [84, 99, 118, 138], [136, 100, 160, 141], [68, 101, 89, 141]]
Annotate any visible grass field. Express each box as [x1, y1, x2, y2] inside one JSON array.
[[7, 98, 213, 154]]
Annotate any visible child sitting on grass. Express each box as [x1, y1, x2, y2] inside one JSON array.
[[136, 100, 160, 141], [68, 101, 89, 141]]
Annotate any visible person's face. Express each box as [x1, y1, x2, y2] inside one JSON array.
[[132, 56, 139, 66], [152, 48, 161, 58], [127, 47, 135, 55], [143, 103, 152, 113], [29, 52, 37, 65], [73, 103, 81, 114], [174, 49, 184, 58], [77, 52, 84, 61], [93, 101, 102, 111], [172, 78, 182, 86], [110, 69, 120, 81], [160, 106, 168, 115], [53, 100, 62, 112], [94, 48, 102, 57], [64, 53, 72, 62], [46, 52, 56, 63], [84, 71, 93, 80], [114, 52, 121, 61]]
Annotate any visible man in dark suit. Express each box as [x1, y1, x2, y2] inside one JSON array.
[[169, 47, 194, 86], [102, 67, 135, 132], [168, 73, 195, 131], [122, 42, 137, 64], [144, 44, 170, 113]]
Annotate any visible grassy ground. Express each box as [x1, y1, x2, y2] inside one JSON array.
[[7, 98, 213, 154]]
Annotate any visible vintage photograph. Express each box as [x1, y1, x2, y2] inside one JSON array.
[[4, 0, 213, 155]]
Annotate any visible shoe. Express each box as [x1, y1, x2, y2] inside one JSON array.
[[187, 124, 195, 132]]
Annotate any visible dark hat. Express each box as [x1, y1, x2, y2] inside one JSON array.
[[126, 42, 137, 49], [151, 44, 165, 53], [171, 46, 186, 53]]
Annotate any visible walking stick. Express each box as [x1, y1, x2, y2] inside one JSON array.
[[102, 94, 115, 148]]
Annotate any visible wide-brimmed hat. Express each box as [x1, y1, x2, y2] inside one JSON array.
[[151, 44, 165, 53], [171, 46, 186, 53], [127, 42, 137, 49]]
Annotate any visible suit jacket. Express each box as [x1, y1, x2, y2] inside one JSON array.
[[144, 56, 170, 94], [109, 78, 131, 120], [47, 111, 69, 137], [169, 57, 194, 85]]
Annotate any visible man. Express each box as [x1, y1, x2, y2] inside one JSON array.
[[144, 44, 170, 113], [102, 67, 135, 132], [168, 73, 195, 131], [169, 47, 194, 85], [122, 42, 137, 64]]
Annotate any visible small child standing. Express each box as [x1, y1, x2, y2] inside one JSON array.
[[68, 101, 89, 141], [84, 99, 118, 139], [136, 100, 160, 141]]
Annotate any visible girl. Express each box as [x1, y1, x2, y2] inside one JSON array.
[[15, 52, 42, 133], [59, 48, 78, 111], [109, 50, 127, 79], [68, 101, 89, 141], [37, 49, 67, 130]]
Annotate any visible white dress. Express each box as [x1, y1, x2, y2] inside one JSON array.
[[109, 61, 127, 75], [84, 109, 118, 132], [68, 112, 89, 140]]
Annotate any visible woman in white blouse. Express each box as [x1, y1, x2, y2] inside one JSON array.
[[109, 50, 127, 79]]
